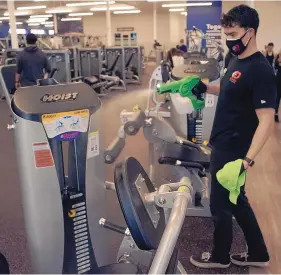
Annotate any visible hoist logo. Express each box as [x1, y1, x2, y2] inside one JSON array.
[[41, 93, 78, 103]]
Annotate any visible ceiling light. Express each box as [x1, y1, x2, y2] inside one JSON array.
[[163, 2, 212, 8], [147, 0, 174, 1], [27, 18, 48, 22], [66, 2, 115, 7], [90, 6, 135, 11], [30, 14, 52, 18], [0, 17, 9, 20], [4, 11, 29, 16], [33, 0, 48, 2], [169, 8, 185, 12], [46, 9, 73, 14], [9, 28, 26, 34], [17, 5, 46, 10], [45, 25, 54, 28], [69, 12, 93, 16], [28, 23, 40, 26], [31, 29, 45, 35], [181, 12, 187, 16], [61, 17, 82, 21], [44, 22, 54, 25], [114, 10, 141, 14], [16, 22, 23, 25]]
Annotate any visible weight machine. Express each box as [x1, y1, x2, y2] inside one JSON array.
[[0, 66, 196, 274]]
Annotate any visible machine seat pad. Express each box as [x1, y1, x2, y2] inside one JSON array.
[[98, 262, 139, 274], [84, 76, 99, 85], [161, 141, 211, 169]]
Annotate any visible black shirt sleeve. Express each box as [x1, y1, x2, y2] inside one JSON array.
[[44, 54, 51, 74], [16, 54, 23, 74], [252, 62, 277, 110]]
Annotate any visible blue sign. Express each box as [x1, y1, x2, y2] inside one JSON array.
[[186, 1, 224, 63], [56, 131, 81, 141]]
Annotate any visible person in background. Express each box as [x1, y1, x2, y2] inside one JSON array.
[[264, 42, 275, 67], [179, 39, 187, 53], [167, 48, 183, 68], [224, 50, 235, 68], [153, 39, 162, 50], [274, 50, 281, 122], [15, 33, 51, 89]]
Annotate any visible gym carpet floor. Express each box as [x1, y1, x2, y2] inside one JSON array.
[[0, 65, 280, 274]]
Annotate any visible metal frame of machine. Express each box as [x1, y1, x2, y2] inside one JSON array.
[[0, 65, 190, 274]]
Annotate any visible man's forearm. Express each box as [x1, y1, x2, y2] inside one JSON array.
[[246, 118, 273, 161], [207, 83, 220, 96]]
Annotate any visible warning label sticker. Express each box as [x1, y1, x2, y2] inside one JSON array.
[[42, 109, 89, 139], [87, 131, 99, 159], [33, 142, 54, 169]]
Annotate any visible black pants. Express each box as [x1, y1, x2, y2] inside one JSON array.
[[276, 79, 281, 114], [210, 148, 269, 264]]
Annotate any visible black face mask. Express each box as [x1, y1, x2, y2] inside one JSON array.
[[226, 30, 251, 56]]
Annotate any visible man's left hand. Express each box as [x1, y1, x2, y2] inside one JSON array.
[[242, 160, 249, 170]]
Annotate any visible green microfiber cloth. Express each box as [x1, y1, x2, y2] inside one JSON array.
[[216, 159, 247, 205]]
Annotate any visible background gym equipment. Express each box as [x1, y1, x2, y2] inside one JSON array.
[[107, 107, 211, 217], [68, 48, 79, 79], [124, 47, 142, 84], [75, 48, 123, 96], [103, 47, 126, 91], [0, 70, 194, 274], [45, 50, 72, 83], [78, 48, 103, 78]]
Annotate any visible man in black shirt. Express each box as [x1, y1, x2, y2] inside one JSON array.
[[190, 5, 275, 269], [15, 33, 51, 88]]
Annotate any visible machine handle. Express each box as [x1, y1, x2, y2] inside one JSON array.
[[71, 76, 84, 82], [105, 80, 119, 90], [149, 191, 191, 274], [104, 136, 125, 164], [158, 157, 204, 171], [100, 75, 119, 83], [99, 218, 128, 235], [176, 137, 200, 150], [124, 110, 146, 136], [49, 68, 58, 78]]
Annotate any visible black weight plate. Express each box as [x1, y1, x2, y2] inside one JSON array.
[[114, 157, 165, 250]]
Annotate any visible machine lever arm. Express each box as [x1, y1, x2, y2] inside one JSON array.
[[99, 218, 128, 235], [124, 110, 146, 135], [158, 157, 204, 171], [104, 137, 125, 164], [104, 126, 126, 164], [176, 136, 200, 150]]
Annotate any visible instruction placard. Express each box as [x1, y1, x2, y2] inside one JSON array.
[[33, 142, 54, 169], [87, 131, 100, 159], [42, 109, 89, 139], [205, 94, 214, 108]]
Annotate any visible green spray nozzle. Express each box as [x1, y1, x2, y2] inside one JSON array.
[[157, 75, 206, 110]]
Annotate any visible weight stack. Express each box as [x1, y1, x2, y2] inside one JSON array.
[[187, 116, 203, 144]]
